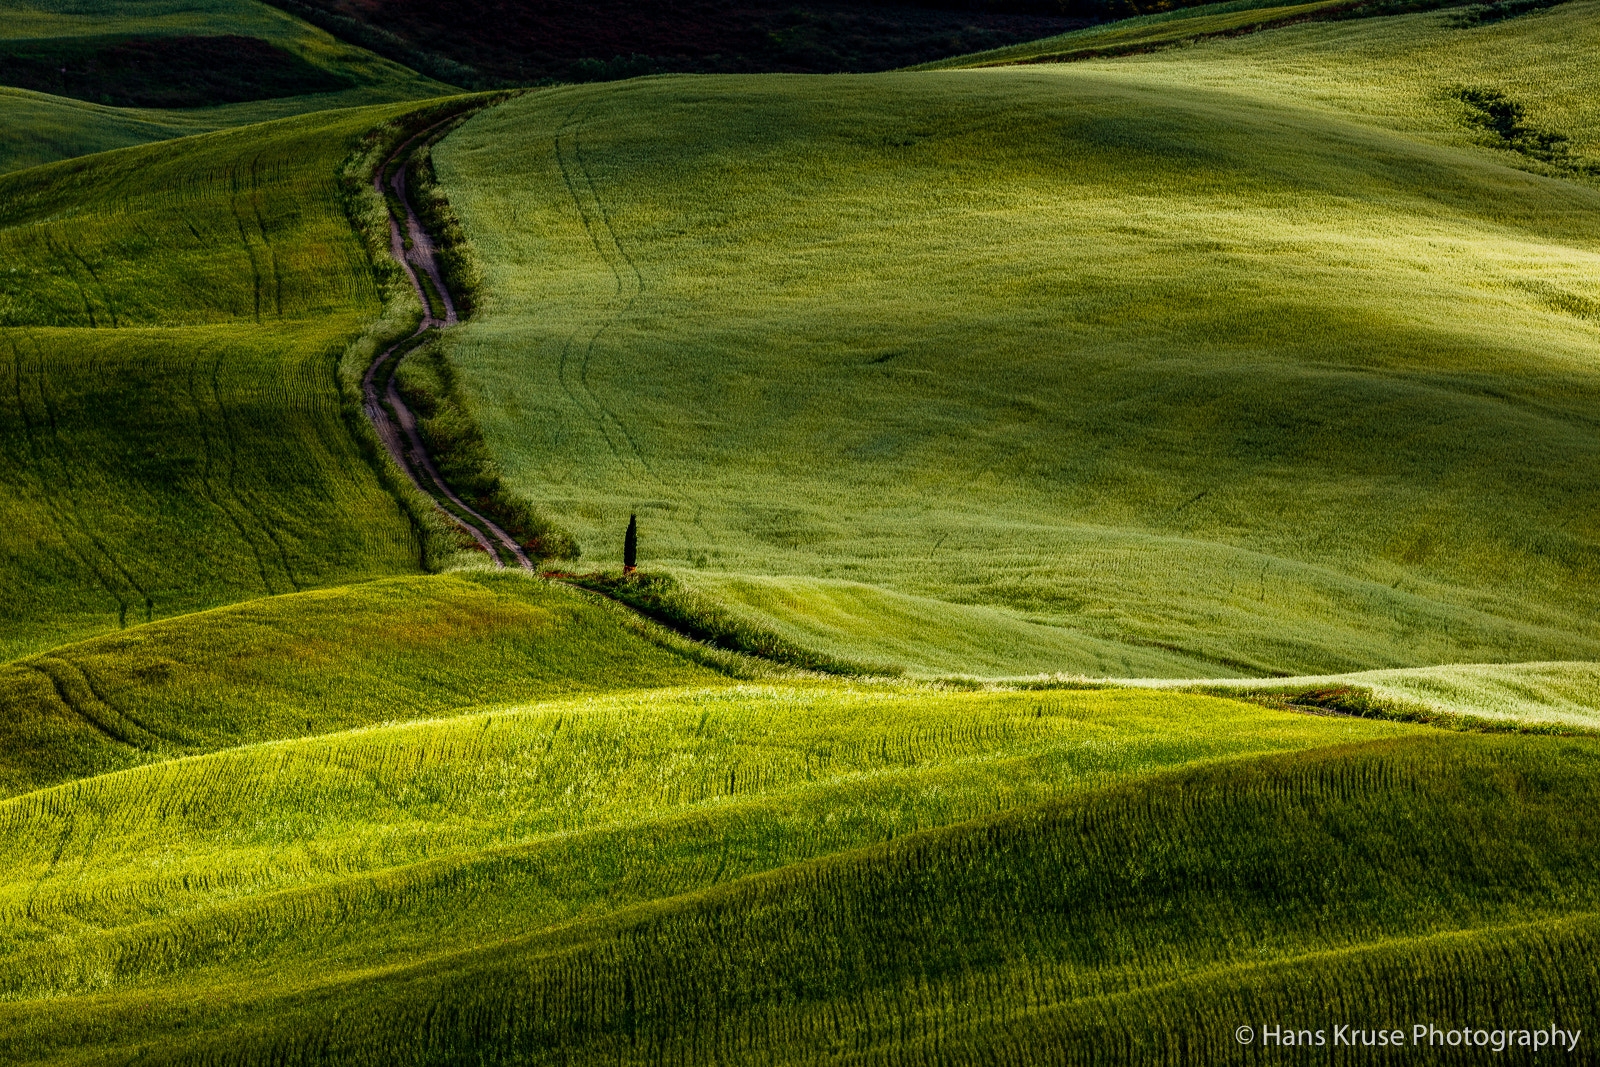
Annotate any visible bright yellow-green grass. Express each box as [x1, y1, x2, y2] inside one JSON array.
[[434, 2, 1600, 678], [2, 7, 1598, 1061], [0, 100, 459, 663], [1133, 659, 1600, 729], [4, 684, 1598, 1063], [694, 573, 1220, 677], [0, 0, 455, 173], [0, 573, 733, 800]]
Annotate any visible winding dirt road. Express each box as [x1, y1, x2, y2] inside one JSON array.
[[362, 123, 534, 571]]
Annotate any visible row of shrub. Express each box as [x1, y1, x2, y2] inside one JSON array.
[[556, 571, 900, 677]]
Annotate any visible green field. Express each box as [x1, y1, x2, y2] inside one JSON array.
[[1134, 659, 1600, 729], [1, 0, 1598, 1061], [0, 0, 454, 173], [4, 677, 1598, 1062], [0, 573, 738, 799], [432, 0, 1600, 679], [0, 99, 476, 662]]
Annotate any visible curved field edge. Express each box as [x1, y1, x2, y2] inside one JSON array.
[[430, 17, 1600, 679], [0, 0, 458, 174], [905, 0, 1358, 71], [1117, 660, 1600, 731], [4, 732, 1595, 1064], [0, 92, 526, 663], [684, 572, 1234, 678], [0, 572, 741, 800]]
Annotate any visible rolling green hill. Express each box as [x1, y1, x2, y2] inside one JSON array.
[[0, 0, 455, 173], [908, 0, 1360, 70], [1134, 659, 1600, 729], [0, 573, 735, 800], [0, 0, 1597, 1061], [432, 0, 1600, 678], [0, 98, 474, 663], [5, 692, 1598, 1063]]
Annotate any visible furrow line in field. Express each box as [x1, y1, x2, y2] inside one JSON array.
[[43, 235, 98, 327], [27, 660, 133, 748], [19, 333, 150, 625], [210, 351, 301, 591], [569, 125, 651, 466], [564, 115, 717, 543], [63, 244, 118, 329], [548, 128, 620, 469], [5, 334, 130, 626], [551, 114, 651, 480], [41, 655, 176, 749], [228, 173, 265, 324], [181, 356, 278, 597], [249, 155, 285, 318]]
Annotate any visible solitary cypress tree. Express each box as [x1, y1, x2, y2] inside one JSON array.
[[623, 513, 638, 573]]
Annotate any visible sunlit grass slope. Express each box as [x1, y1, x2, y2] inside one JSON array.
[[694, 573, 1221, 677], [933, 0, 1600, 161], [0, 102, 450, 662], [434, 4, 1600, 678], [0, 573, 731, 800], [6, 692, 1599, 1064], [1134, 659, 1600, 729], [0, 0, 454, 173]]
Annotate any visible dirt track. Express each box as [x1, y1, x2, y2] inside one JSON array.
[[362, 121, 534, 571]]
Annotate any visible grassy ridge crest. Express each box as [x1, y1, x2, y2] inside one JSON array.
[[10, 731, 1593, 1063], [0, 573, 730, 800]]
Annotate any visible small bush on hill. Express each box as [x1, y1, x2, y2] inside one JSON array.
[[1452, 86, 1600, 175]]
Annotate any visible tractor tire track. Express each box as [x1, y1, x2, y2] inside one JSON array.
[[69, 656, 178, 747], [35, 654, 177, 749], [228, 166, 265, 323], [9, 334, 140, 627], [181, 354, 279, 597], [210, 351, 300, 590], [551, 113, 653, 479], [387, 160, 457, 327], [570, 128, 650, 463], [561, 111, 714, 544], [65, 244, 119, 328], [32, 339, 154, 625], [362, 119, 533, 572], [43, 235, 99, 327], [6, 335, 128, 625], [249, 155, 285, 318], [548, 127, 618, 468], [29, 659, 133, 748]]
